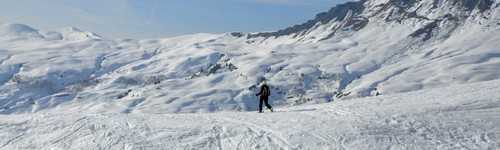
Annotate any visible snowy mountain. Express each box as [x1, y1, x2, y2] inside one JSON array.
[[0, 0, 499, 114]]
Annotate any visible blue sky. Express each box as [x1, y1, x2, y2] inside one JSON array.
[[0, 0, 345, 39]]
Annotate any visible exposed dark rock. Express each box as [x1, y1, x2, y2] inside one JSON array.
[[230, 32, 244, 38], [410, 21, 439, 41], [409, 13, 461, 41], [449, 0, 494, 12]]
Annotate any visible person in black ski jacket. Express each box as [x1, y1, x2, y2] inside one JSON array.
[[256, 81, 273, 113]]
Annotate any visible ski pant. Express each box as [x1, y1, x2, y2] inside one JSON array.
[[259, 96, 272, 112]]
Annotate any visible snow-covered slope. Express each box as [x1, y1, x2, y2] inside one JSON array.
[[0, 0, 500, 114], [0, 79, 499, 149]]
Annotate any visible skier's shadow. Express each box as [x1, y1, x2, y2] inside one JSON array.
[[283, 108, 317, 112]]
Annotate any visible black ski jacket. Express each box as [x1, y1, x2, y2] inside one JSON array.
[[256, 84, 271, 97]]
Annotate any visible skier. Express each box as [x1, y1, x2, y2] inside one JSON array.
[[372, 88, 381, 96], [256, 80, 273, 113]]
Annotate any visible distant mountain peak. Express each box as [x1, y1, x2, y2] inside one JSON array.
[[0, 23, 43, 39], [59, 27, 103, 41]]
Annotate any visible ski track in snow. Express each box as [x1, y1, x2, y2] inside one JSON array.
[[0, 80, 499, 149]]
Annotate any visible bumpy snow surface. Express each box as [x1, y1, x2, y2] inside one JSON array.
[[0, 79, 499, 149], [0, 0, 500, 149]]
